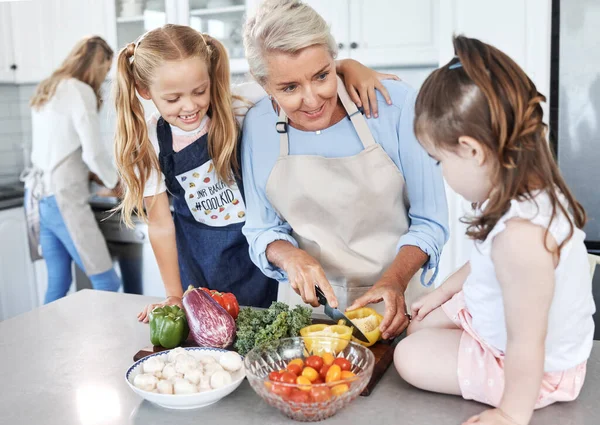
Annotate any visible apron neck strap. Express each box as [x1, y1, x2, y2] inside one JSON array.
[[156, 117, 175, 155], [335, 76, 377, 148], [276, 76, 377, 157], [276, 109, 290, 156]]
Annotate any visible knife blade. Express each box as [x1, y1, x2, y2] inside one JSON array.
[[314, 286, 370, 343]]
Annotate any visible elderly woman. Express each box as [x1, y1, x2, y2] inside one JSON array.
[[241, 0, 449, 339]]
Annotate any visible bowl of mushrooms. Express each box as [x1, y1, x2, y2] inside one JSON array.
[[125, 346, 245, 409]]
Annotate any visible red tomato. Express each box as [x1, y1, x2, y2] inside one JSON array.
[[305, 355, 324, 370], [271, 383, 291, 398], [313, 378, 324, 384], [287, 363, 302, 376], [269, 371, 282, 382], [333, 357, 352, 371], [288, 389, 310, 404], [280, 371, 297, 384], [319, 365, 330, 380], [310, 386, 332, 402]]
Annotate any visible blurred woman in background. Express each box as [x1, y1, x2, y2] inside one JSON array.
[[25, 35, 121, 303]]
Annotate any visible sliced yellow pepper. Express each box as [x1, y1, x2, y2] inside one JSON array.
[[300, 324, 353, 355], [344, 307, 383, 347]]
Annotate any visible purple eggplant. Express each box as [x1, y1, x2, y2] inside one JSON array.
[[182, 287, 236, 348]]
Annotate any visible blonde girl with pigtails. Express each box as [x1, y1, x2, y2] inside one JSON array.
[[112, 24, 398, 321]]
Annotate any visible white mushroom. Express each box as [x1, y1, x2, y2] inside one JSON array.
[[219, 352, 243, 372], [184, 368, 204, 385], [210, 370, 232, 389], [161, 363, 179, 380], [167, 373, 184, 383], [173, 377, 198, 394], [157, 380, 174, 395], [175, 354, 198, 375], [133, 373, 158, 392], [168, 347, 188, 363], [142, 357, 165, 376], [198, 375, 212, 392], [203, 362, 224, 377], [197, 355, 217, 365]]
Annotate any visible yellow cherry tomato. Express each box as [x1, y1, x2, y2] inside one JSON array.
[[325, 364, 342, 383], [322, 352, 335, 366], [341, 371, 356, 380], [301, 366, 319, 382], [331, 383, 349, 397], [296, 376, 312, 392], [288, 358, 304, 369]]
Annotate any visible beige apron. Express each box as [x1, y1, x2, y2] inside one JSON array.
[[265, 78, 430, 313], [49, 148, 113, 275], [20, 167, 44, 262]]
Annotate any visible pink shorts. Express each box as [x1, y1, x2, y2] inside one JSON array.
[[442, 291, 587, 408]]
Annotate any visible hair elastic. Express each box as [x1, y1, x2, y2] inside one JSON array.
[[130, 31, 150, 63]]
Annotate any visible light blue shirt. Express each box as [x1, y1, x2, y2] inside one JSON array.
[[241, 80, 449, 286]]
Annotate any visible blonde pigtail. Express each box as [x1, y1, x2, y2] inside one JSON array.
[[205, 35, 240, 184], [113, 43, 160, 227]]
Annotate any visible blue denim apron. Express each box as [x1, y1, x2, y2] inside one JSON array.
[[156, 118, 278, 308]]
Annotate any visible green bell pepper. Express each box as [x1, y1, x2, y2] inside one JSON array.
[[149, 305, 189, 349]]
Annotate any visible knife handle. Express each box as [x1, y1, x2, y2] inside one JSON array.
[[314, 285, 328, 306]]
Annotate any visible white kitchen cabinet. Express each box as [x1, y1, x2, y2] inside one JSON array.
[[105, 0, 175, 56], [303, 0, 349, 58], [305, 0, 439, 67], [47, 0, 111, 70], [349, 0, 439, 67], [0, 3, 15, 83], [7, 0, 112, 84], [8, 0, 54, 84], [0, 207, 38, 321], [178, 0, 257, 74]]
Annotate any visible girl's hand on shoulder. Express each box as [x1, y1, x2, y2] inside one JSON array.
[[336, 59, 400, 118], [463, 409, 525, 425], [137, 296, 183, 323]]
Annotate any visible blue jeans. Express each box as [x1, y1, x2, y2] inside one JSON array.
[[39, 196, 121, 304]]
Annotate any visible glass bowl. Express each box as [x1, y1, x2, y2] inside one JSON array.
[[244, 336, 374, 422]]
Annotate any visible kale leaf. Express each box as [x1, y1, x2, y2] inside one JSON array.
[[234, 302, 312, 355]]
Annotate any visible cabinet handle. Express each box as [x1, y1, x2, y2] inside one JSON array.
[[9, 64, 17, 71], [350, 42, 359, 49], [338, 43, 344, 49]]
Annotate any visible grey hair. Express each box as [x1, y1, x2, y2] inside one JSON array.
[[243, 0, 338, 85]]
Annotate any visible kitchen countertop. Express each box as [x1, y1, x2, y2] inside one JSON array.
[[0, 181, 25, 210], [0, 290, 598, 425]]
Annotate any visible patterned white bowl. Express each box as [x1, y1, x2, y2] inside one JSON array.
[[125, 347, 245, 410]]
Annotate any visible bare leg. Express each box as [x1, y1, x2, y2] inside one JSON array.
[[407, 305, 459, 335], [394, 328, 463, 396]]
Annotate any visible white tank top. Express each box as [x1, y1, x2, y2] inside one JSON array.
[[463, 190, 595, 372]]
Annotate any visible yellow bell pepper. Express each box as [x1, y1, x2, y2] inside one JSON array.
[[344, 307, 383, 347], [299, 324, 353, 354]]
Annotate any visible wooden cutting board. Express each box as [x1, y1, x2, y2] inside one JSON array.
[[133, 319, 399, 397]]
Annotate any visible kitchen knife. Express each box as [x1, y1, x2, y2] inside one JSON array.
[[314, 285, 370, 343]]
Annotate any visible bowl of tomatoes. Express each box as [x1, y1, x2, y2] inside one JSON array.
[[243, 336, 375, 421]]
